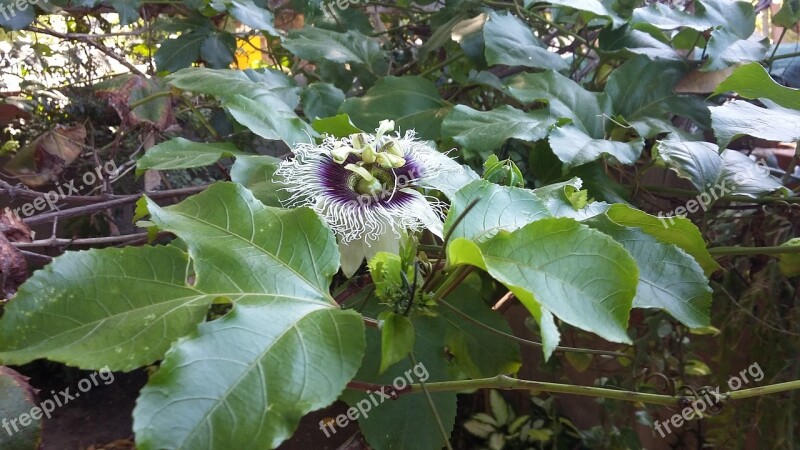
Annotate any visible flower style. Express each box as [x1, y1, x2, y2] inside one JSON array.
[[276, 120, 476, 276]]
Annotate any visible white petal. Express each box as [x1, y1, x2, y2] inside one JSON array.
[[399, 188, 444, 238], [339, 238, 368, 278]]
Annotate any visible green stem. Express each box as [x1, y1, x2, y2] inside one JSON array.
[[407, 375, 800, 406], [727, 379, 800, 400], [770, 50, 800, 62], [181, 97, 219, 139], [409, 374, 681, 406], [708, 245, 800, 256], [768, 28, 788, 70]]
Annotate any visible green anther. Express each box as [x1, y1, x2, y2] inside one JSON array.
[[351, 133, 370, 150], [380, 139, 404, 157], [376, 152, 406, 169], [344, 163, 374, 182], [331, 145, 355, 164]]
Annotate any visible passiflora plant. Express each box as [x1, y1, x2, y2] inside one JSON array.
[[0, 79, 730, 449], [3, 0, 800, 447]]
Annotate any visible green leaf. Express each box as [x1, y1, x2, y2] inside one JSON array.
[[443, 180, 550, 243], [136, 137, 245, 173], [448, 218, 638, 345], [135, 303, 364, 449], [0, 245, 209, 371], [529, 0, 623, 28], [441, 105, 554, 152], [131, 182, 366, 448], [774, 0, 800, 28], [655, 137, 785, 197], [223, 94, 317, 146], [167, 68, 299, 109], [711, 98, 800, 149], [712, 62, 800, 110], [598, 25, 681, 62], [155, 32, 205, 73], [440, 279, 522, 378], [587, 215, 711, 328], [228, 0, 279, 35], [378, 311, 415, 373], [229, 155, 286, 207], [548, 125, 644, 169], [0, 366, 41, 450], [704, 30, 768, 72], [339, 315, 457, 450], [604, 56, 710, 137], [108, 0, 140, 25], [200, 32, 236, 69], [301, 82, 346, 120], [778, 238, 800, 277], [339, 76, 450, 140], [531, 178, 610, 220], [604, 204, 720, 276], [283, 27, 387, 73], [483, 12, 568, 71], [311, 113, 363, 138]]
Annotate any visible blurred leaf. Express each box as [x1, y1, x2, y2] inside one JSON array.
[[378, 311, 415, 374], [301, 82, 345, 120], [312, 113, 363, 137], [200, 32, 236, 69], [155, 32, 206, 72], [442, 105, 554, 152], [228, 0, 278, 35], [0, 366, 41, 450], [483, 12, 568, 71], [779, 237, 800, 277], [339, 76, 449, 140], [136, 137, 245, 174]]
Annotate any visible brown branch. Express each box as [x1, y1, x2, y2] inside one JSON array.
[[20, 184, 210, 226], [27, 26, 146, 77], [13, 232, 164, 248]]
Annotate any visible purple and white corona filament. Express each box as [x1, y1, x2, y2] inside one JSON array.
[[276, 120, 476, 276]]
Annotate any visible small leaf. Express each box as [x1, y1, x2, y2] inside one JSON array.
[[223, 94, 317, 146], [312, 113, 363, 137], [378, 311, 415, 373], [564, 352, 593, 373], [136, 137, 246, 174], [779, 238, 800, 277], [712, 62, 800, 110], [200, 32, 236, 69], [229, 0, 279, 35], [155, 32, 205, 73], [441, 105, 554, 152], [489, 390, 510, 426], [301, 82, 345, 120]]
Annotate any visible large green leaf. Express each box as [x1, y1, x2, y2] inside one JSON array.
[[449, 218, 638, 346], [712, 62, 800, 110], [604, 56, 709, 137], [443, 180, 550, 243], [604, 204, 720, 276], [505, 71, 642, 168], [655, 137, 785, 197], [440, 280, 522, 378], [132, 182, 366, 448], [598, 25, 681, 62], [154, 32, 206, 73], [136, 138, 246, 173], [228, 0, 278, 35], [532, 0, 622, 27], [483, 11, 568, 71], [441, 105, 554, 152], [0, 245, 209, 371], [229, 155, 286, 207], [200, 32, 236, 69], [710, 100, 800, 148], [223, 94, 317, 146], [301, 82, 346, 120], [166, 68, 299, 110], [339, 76, 450, 140], [587, 215, 711, 328], [283, 27, 387, 74]]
